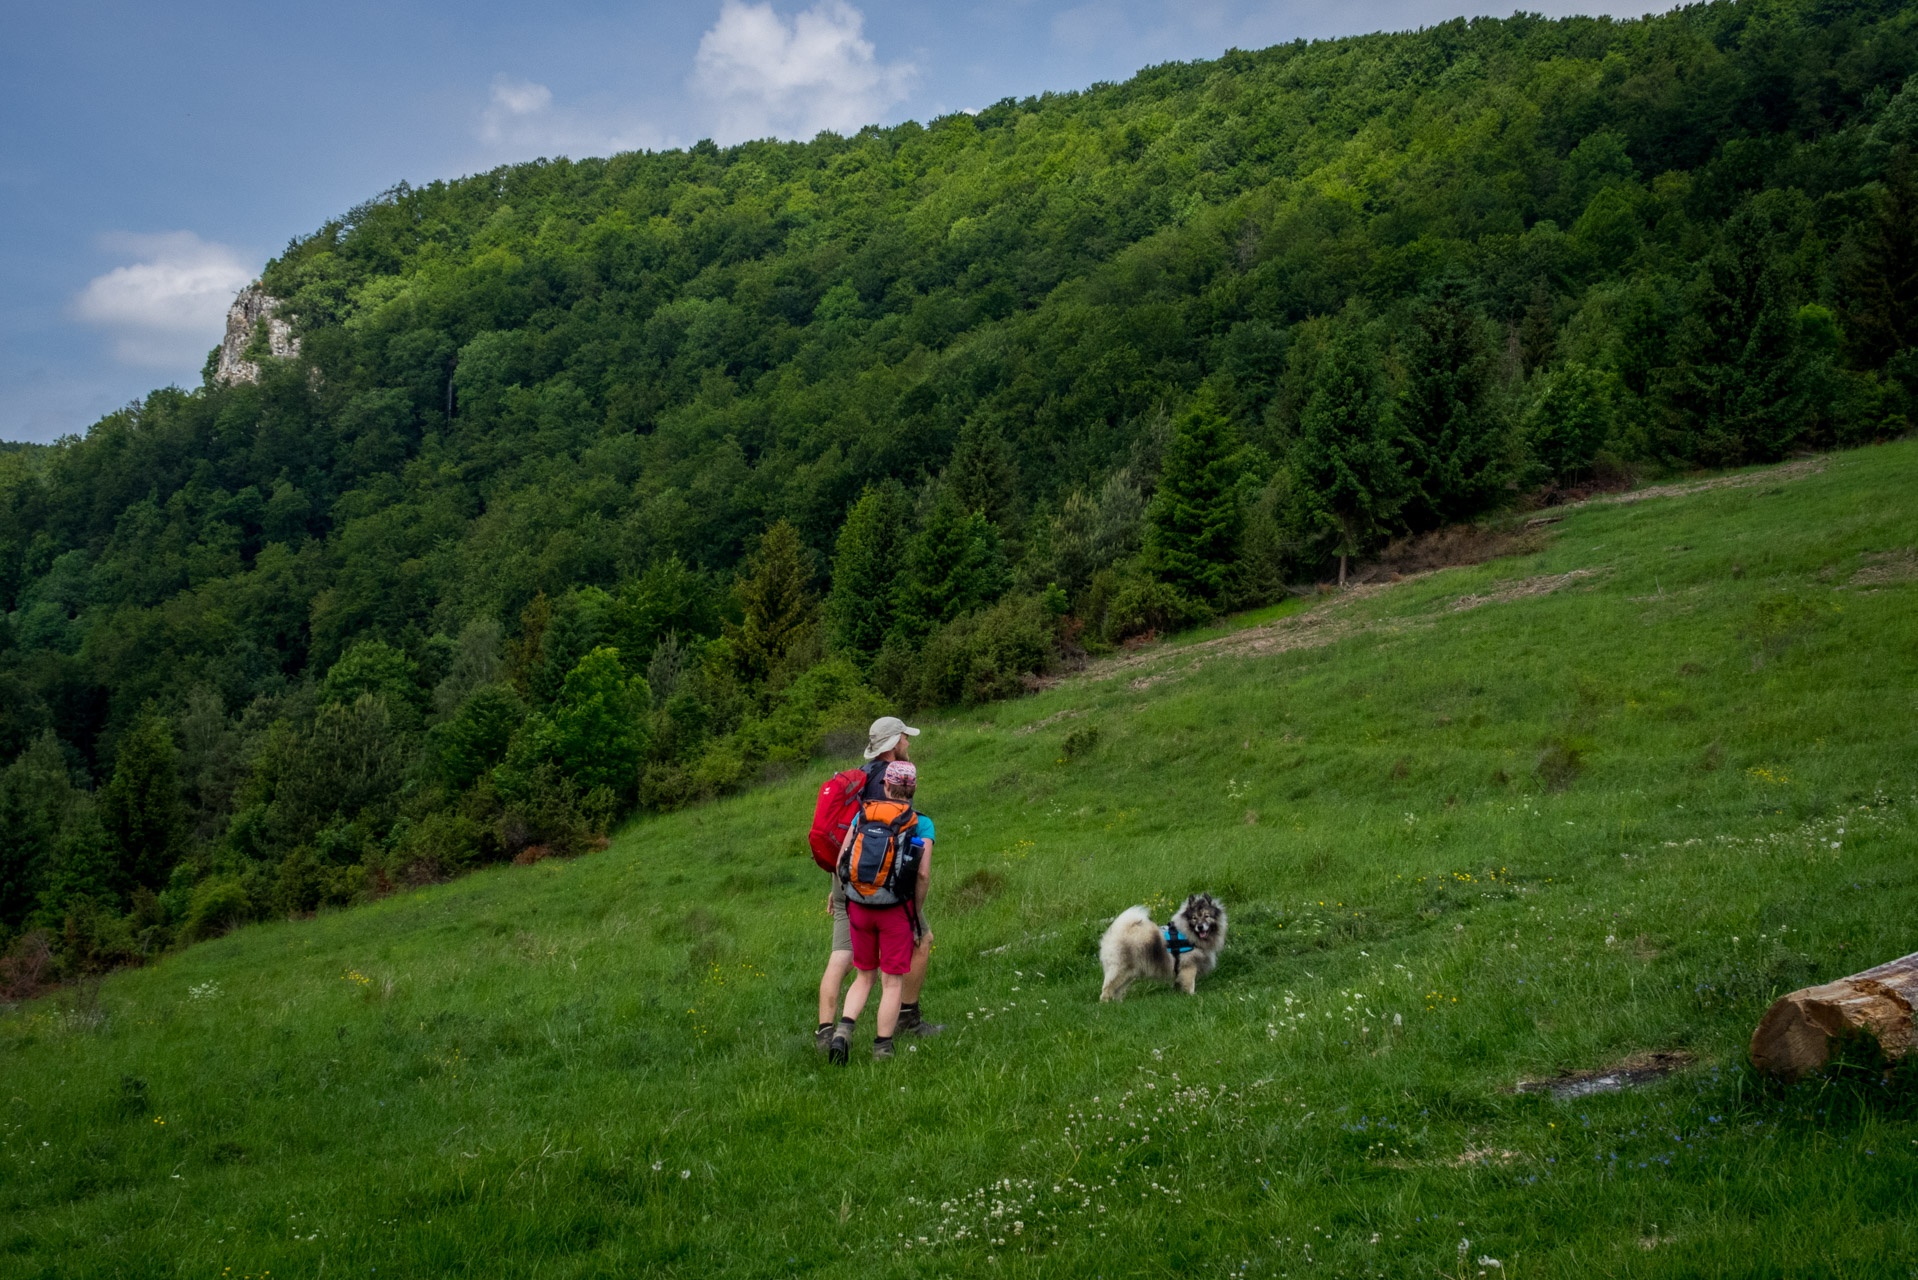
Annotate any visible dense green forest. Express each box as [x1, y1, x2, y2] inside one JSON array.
[[5, 0, 1918, 973]]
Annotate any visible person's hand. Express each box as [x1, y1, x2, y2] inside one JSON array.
[[826, 890, 835, 913]]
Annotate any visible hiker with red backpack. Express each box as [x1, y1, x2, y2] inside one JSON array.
[[809, 716, 945, 1057]]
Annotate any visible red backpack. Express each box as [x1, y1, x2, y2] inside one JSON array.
[[808, 764, 876, 873]]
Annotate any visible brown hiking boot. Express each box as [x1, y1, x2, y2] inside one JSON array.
[[896, 1007, 945, 1037]]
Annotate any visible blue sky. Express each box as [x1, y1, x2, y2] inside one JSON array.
[[1, 0, 1644, 443]]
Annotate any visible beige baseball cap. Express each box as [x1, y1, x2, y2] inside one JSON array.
[[864, 715, 921, 759]]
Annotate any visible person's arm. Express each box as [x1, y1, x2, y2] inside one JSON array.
[[915, 841, 931, 913]]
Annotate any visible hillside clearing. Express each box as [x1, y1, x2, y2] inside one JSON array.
[[2, 442, 1916, 1277]]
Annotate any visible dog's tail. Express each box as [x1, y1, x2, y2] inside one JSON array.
[[1098, 904, 1155, 973]]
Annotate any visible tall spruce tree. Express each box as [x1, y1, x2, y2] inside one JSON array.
[[1147, 391, 1244, 604], [903, 491, 1010, 635], [1663, 194, 1810, 465], [1291, 319, 1407, 585], [100, 707, 186, 895], [0, 731, 71, 931], [727, 521, 817, 684], [945, 416, 1021, 537], [1396, 284, 1508, 530], [826, 481, 912, 666]]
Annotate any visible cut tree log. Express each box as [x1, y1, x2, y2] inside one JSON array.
[[1749, 950, 1918, 1079]]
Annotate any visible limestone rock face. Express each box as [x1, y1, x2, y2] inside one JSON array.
[[215, 284, 299, 385]]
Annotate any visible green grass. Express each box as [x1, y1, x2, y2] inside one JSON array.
[[5, 444, 1918, 1279]]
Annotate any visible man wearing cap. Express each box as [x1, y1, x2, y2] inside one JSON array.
[[815, 716, 946, 1050]]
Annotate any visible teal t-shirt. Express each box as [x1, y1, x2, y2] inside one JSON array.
[[914, 814, 935, 843]]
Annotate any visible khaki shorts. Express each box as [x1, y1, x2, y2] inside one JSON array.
[[829, 881, 852, 953], [831, 881, 930, 952]]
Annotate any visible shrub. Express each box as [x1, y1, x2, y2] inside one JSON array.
[[746, 658, 884, 765], [395, 809, 495, 880], [904, 594, 1059, 709], [181, 877, 250, 942], [1101, 572, 1212, 643], [494, 762, 614, 860], [1062, 723, 1102, 760]]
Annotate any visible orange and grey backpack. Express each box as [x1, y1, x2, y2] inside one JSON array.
[[837, 798, 922, 908]]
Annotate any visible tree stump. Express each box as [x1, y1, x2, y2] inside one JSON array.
[[1749, 951, 1918, 1079]]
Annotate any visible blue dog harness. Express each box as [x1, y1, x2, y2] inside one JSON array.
[[1163, 923, 1196, 976]]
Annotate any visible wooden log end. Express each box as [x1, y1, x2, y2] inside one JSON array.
[[1751, 956, 1918, 1079]]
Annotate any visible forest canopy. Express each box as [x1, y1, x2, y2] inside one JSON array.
[[6, 0, 1918, 966]]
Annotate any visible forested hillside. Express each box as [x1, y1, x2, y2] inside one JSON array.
[[5, 0, 1918, 970]]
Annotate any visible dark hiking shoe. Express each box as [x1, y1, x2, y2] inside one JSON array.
[[896, 1007, 946, 1037], [828, 1031, 850, 1066], [872, 1037, 895, 1061]]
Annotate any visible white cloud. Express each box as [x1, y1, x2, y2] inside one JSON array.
[[477, 74, 666, 157], [693, 0, 914, 143], [70, 232, 255, 369]]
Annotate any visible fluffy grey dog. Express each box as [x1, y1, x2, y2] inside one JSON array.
[[1098, 893, 1227, 1001]]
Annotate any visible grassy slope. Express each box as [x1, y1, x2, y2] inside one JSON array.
[[4, 444, 1917, 1279]]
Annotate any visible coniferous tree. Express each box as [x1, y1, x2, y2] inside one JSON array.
[[1146, 391, 1244, 604], [1525, 362, 1615, 482], [0, 731, 71, 930], [945, 416, 1021, 537], [37, 793, 118, 924], [903, 492, 1010, 635], [727, 521, 817, 684], [1843, 149, 1918, 391], [826, 481, 912, 666], [99, 707, 186, 895], [1396, 285, 1509, 530], [1663, 195, 1811, 465], [1291, 320, 1407, 585]]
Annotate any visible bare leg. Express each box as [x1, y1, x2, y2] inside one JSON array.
[[902, 930, 932, 1004], [876, 972, 905, 1038], [843, 967, 877, 1024], [818, 949, 854, 1025]]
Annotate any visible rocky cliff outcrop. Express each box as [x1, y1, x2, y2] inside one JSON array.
[[215, 284, 299, 385]]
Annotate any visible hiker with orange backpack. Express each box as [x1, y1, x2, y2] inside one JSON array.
[[809, 717, 944, 1055], [824, 758, 930, 1063]]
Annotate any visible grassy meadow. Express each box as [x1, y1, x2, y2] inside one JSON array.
[[3, 442, 1917, 1278]]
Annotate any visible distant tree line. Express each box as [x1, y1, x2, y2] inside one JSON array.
[[5, 0, 1918, 972]]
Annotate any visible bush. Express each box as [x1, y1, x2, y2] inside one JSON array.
[[897, 594, 1059, 709], [180, 877, 250, 943], [746, 658, 884, 765], [1101, 572, 1212, 643], [494, 762, 614, 860], [395, 809, 496, 881]]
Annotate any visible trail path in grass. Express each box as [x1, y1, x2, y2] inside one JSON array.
[[1065, 451, 1836, 697]]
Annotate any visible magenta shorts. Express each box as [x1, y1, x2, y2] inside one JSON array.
[[846, 902, 913, 975]]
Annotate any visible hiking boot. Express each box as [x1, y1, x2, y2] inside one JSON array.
[[814, 1024, 835, 1054], [896, 1006, 945, 1037], [872, 1037, 895, 1061], [828, 1031, 850, 1065]]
